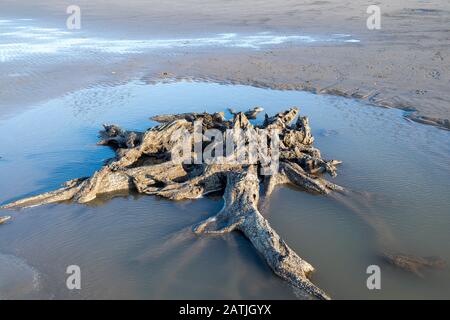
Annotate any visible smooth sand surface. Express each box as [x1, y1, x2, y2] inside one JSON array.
[[0, 0, 449, 128]]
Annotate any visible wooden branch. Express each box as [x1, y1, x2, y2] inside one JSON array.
[[228, 106, 264, 119], [0, 216, 11, 224], [98, 124, 143, 149], [281, 161, 344, 194], [382, 251, 446, 277]]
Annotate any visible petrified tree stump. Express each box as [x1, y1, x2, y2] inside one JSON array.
[[1, 107, 348, 299]]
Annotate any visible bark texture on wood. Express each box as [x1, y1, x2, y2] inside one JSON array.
[[194, 166, 330, 299], [2, 107, 346, 299]]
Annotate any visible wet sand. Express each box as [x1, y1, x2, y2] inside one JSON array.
[[0, 0, 449, 129]]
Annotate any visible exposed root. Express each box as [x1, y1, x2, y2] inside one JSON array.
[[194, 166, 330, 299], [228, 106, 264, 120], [262, 172, 290, 199], [281, 161, 343, 194], [0, 216, 11, 224], [382, 251, 446, 277], [98, 124, 143, 149], [1, 178, 87, 209], [2, 107, 347, 299], [151, 111, 229, 130], [330, 191, 446, 275]]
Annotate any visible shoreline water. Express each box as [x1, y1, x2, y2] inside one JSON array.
[[0, 81, 449, 299], [0, 1, 450, 299], [1, 0, 449, 129]]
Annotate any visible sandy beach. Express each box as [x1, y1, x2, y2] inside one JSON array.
[[1, 0, 450, 301], [0, 0, 449, 129]]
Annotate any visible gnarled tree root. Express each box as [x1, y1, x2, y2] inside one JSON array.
[[1, 107, 346, 299], [382, 251, 446, 277], [194, 167, 330, 300], [329, 191, 446, 275]]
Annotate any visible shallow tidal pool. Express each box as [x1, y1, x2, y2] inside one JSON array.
[[0, 81, 449, 299]]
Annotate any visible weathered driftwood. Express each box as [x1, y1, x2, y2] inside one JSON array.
[[1, 107, 346, 299], [192, 166, 329, 299], [0, 216, 11, 224], [228, 106, 264, 119]]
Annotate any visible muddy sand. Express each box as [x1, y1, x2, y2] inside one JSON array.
[[0, 0, 449, 129]]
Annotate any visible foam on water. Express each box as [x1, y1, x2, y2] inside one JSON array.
[[0, 18, 360, 62]]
